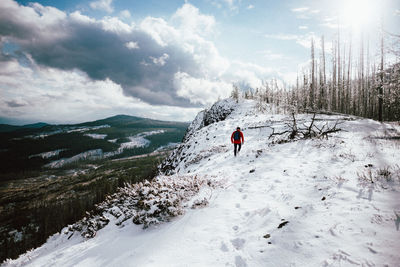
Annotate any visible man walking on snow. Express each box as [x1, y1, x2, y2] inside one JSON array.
[[231, 127, 244, 156]]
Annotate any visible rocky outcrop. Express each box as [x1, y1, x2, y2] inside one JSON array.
[[159, 98, 236, 175], [203, 98, 236, 126], [182, 110, 205, 143]]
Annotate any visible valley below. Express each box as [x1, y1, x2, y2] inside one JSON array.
[[0, 115, 188, 262]]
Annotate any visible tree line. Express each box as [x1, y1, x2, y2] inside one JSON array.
[[237, 28, 400, 122]]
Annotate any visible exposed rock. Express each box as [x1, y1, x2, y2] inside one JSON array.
[[203, 98, 236, 126], [182, 110, 205, 143], [159, 98, 236, 175], [277, 221, 289, 229]]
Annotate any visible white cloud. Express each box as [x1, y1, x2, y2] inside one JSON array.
[[172, 3, 215, 36], [174, 72, 232, 105], [320, 17, 338, 29], [90, 0, 114, 13], [120, 10, 131, 19], [100, 16, 133, 34], [0, 59, 200, 123], [140, 17, 178, 47], [211, 0, 238, 12], [0, 1, 68, 42], [247, 5, 255, 10], [0, 0, 286, 123], [125, 41, 139, 50], [141, 5, 229, 77], [291, 7, 309, 13], [265, 33, 320, 50], [70, 11, 96, 24], [291, 6, 319, 19], [299, 25, 308, 30], [227, 60, 277, 89], [150, 53, 169, 66], [257, 50, 285, 60], [265, 34, 298, 40], [321, 22, 338, 29]]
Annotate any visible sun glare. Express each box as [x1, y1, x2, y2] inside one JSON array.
[[340, 0, 380, 29]]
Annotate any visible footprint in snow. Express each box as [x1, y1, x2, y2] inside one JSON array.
[[242, 194, 248, 200], [231, 238, 246, 250], [235, 255, 248, 267], [220, 242, 229, 252], [236, 203, 241, 208], [367, 246, 378, 254]]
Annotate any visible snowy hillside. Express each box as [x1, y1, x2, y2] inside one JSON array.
[[4, 99, 400, 267]]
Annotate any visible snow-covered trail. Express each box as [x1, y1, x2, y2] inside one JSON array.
[[4, 100, 400, 267]]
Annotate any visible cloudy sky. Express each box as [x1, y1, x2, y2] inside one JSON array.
[[0, 0, 399, 124]]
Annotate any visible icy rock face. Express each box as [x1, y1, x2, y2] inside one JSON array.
[[203, 98, 236, 127], [159, 98, 236, 175], [182, 110, 205, 143], [183, 98, 236, 143]]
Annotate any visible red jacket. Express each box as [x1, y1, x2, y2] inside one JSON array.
[[231, 130, 244, 144]]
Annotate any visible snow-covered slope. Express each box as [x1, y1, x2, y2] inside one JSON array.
[[4, 99, 400, 267]]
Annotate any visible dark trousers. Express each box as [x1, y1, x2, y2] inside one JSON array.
[[234, 143, 241, 156]]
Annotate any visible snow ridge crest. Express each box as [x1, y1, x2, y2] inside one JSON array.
[[160, 98, 236, 175]]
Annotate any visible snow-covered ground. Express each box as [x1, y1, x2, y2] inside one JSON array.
[[4, 100, 400, 267], [28, 149, 66, 159], [44, 149, 104, 168], [84, 134, 107, 139], [24, 125, 111, 139]]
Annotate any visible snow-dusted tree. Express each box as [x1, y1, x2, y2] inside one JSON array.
[[231, 84, 240, 103]]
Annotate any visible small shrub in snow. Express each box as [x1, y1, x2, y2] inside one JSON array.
[[191, 198, 209, 209], [357, 165, 400, 188], [377, 167, 392, 180], [66, 175, 221, 238]]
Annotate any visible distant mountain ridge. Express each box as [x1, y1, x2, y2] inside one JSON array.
[[0, 115, 186, 133], [0, 122, 49, 133], [0, 114, 189, 178]]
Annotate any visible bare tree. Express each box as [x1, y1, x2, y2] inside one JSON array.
[[331, 39, 337, 111], [378, 19, 384, 122], [310, 38, 316, 109], [346, 36, 352, 115], [319, 35, 327, 110], [337, 28, 342, 113]]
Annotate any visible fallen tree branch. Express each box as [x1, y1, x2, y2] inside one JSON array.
[[269, 113, 342, 142]]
